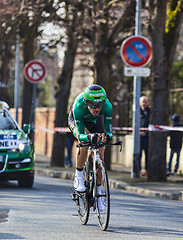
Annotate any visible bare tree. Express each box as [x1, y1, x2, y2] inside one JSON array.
[[51, 2, 84, 167], [0, 1, 18, 104], [82, 0, 135, 99], [0, 41, 13, 104], [148, 0, 183, 181], [17, 0, 56, 126], [0, 0, 57, 125]]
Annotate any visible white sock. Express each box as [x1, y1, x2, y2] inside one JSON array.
[[97, 185, 102, 194], [75, 169, 83, 178]]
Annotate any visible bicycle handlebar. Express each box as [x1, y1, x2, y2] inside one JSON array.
[[76, 140, 122, 152]]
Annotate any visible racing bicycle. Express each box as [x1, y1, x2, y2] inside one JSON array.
[[72, 140, 122, 231]]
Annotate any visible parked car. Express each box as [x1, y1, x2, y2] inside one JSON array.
[[0, 101, 34, 188]]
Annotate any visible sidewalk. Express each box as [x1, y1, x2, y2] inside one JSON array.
[[35, 155, 183, 202]]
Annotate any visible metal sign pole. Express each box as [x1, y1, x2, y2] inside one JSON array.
[[14, 26, 20, 123], [32, 84, 37, 145], [24, 59, 46, 147], [131, 0, 141, 178]]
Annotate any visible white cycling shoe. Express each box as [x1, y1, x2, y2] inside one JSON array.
[[97, 197, 106, 212], [74, 170, 86, 192], [97, 186, 106, 212]]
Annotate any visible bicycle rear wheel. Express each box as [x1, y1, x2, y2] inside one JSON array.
[[76, 161, 90, 225], [95, 159, 110, 231]]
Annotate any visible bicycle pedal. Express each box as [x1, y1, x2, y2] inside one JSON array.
[[71, 193, 78, 201], [89, 197, 95, 207]]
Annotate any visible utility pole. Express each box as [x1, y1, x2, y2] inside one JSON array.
[[131, 0, 141, 178], [14, 26, 20, 122]]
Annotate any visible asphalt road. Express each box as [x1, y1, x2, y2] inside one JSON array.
[[0, 175, 183, 239]]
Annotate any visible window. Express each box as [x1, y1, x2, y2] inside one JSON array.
[[0, 111, 17, 130]]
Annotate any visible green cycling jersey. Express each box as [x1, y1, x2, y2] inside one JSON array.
[[72, 93, 113, 142]]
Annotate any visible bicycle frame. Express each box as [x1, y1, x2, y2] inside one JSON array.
[[91, 147, 100, 201]]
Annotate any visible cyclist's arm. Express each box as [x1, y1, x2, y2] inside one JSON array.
[[103, 100, 113, 140], [73, 120, 89, 142], [73, 107, 89, 142]]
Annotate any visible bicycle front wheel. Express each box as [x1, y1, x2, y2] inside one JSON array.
[[76, 161, 90, 225], [95, 159, 110, 231]]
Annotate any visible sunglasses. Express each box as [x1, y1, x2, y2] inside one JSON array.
[[86, 100, 105, 109]]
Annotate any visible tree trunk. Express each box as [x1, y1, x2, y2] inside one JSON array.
[[22, 36, 34, 127], [95, 53, 113, 99], [21, 24, 37, 128], [90, 0, 135, 170], [0, 42, 12, 104], [51, 10, 80, 167], [148, 1, 183, 181]]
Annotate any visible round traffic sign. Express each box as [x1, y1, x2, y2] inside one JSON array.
[[120, 36, 152, 67], [24, 60, 46, 84]]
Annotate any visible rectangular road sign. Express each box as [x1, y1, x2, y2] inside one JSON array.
[[124, 67, 150, 77]]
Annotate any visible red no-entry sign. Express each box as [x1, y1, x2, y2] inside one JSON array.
[[24, 60, 46, 84], [120, 36, 152, 67]]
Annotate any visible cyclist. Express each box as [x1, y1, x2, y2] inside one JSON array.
[[68, 84, 113, 198]]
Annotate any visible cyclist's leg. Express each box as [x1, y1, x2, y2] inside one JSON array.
[[99, 147, 105, 161], [76, 146, 88, 169], [97, 147, 105, 185], [74, 146, 89, 192], [68, 110, 87, 192]]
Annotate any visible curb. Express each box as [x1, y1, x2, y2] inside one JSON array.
[[108, 179, 183, 201], [35, 167, 183, 202], [35, 168, 75, 180]]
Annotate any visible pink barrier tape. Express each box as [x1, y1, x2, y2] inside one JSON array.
[[35, 124, 183, 134], [112, 127, 148, 131], [149, 124, 183, 132], [55, 127, 70, 133], [35, 126, 55, 134], [113, 124, 183, 132]]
